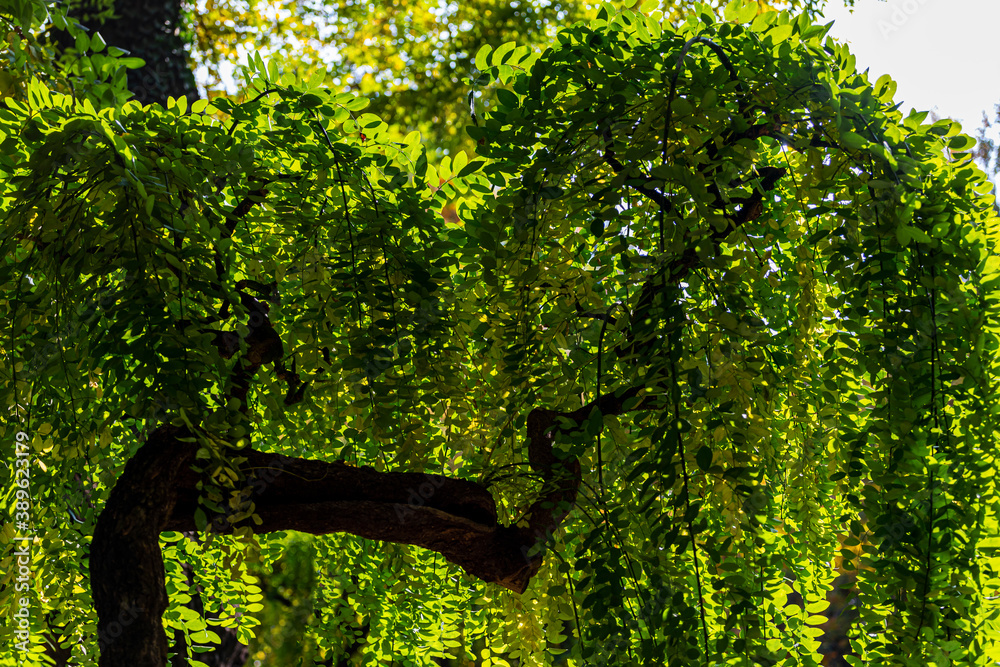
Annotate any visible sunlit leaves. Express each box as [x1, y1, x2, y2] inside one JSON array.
[[465, 2, 999, 664], [1, 1, 996, 666]]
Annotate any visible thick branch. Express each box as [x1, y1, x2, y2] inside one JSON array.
[[619, 164, 786, 359], [91, 382, 657, 666], [222, 187, 268, 239], [667, 164, 786, 277], [90, 426, 536, 665], [601, 127, 674, 212]]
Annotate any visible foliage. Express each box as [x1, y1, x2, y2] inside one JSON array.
[[1, 1, 998, 666], [0, 0, 144, 106], [463, 4, 1000, 663], [190, 0, 848, 154]]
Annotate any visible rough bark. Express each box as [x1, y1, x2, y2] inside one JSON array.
[[90, 427, 198, 667], [54, 0, 198, 105], [88, 381, 654, 666]]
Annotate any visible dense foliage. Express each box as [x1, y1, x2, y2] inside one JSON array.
[[189, 0, 845, 154], [2, 0, 1000, 666]]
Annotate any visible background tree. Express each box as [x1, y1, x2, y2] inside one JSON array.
[[48, 0, 850, 149], [50, 0, 199, 105], [974, 108, 1000, 187], [2, 2, 999, 667], [190, 0, 853, 154]]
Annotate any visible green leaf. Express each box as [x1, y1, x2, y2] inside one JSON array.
[[806, 228, 831, 244], [496, 88, 519, 109], [358, 113, 382, 129], [118, 57, 146, 69], [492, 41, 517, 66], [948, 134, 976, 152], [452, 150, 468, 175], [724, 0, 757, 23], [475, 44, 493, 71], [307, 67, 328, 88], [896, 225, 912, 247], [696, 446, 713, 471], [766, 23, 794, 44], [191, 629, 222, 644], [344, 96, 369, 111], [299, 93, 324, 109], [840, 131, 866, 151], [458, 159, 485, 178], [874, 73, 897, 102]]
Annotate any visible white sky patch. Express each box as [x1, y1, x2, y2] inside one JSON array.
[[820, 0, 1000, 132]]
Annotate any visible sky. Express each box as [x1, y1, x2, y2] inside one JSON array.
[[819, 0, 1000, 135]]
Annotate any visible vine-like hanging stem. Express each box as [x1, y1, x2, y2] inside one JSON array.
[[914, 261, 941, 646]]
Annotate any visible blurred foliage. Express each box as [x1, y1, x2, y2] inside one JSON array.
[[235, 534, 330, 664], [974, 105, 1000, 185]]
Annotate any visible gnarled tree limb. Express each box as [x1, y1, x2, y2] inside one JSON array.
[[90, 382, 656, 666]]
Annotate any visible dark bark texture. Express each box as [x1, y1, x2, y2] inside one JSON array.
[[54, 0, 198, 105], [90, 427, 197, 667], [89, 394, 620, 667]]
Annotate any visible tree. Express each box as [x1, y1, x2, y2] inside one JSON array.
[[51, 0, 198, 107], [2, 2, 999, 667], [52, 0, 845, 151], [187, 0, 843, 154], [974, 108, 1000, 189]]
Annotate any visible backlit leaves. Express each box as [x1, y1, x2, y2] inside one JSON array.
[[1, 1, 997, 666]]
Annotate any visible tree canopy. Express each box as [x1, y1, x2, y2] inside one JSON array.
[[190, 0, 843, 153], [2, 1, 1000, 666]]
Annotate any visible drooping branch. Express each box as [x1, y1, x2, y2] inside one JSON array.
[[600, 126, 675, 212], [668, 164, 786, 277], [222, 187, 268, 239], [618, 164, 786, 359], [89, 35, 787, 666], [596, 78, 787, 361]]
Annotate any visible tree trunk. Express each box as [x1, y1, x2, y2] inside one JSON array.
[[55, 0, 198, 105], [89, 380, 645, 666]]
